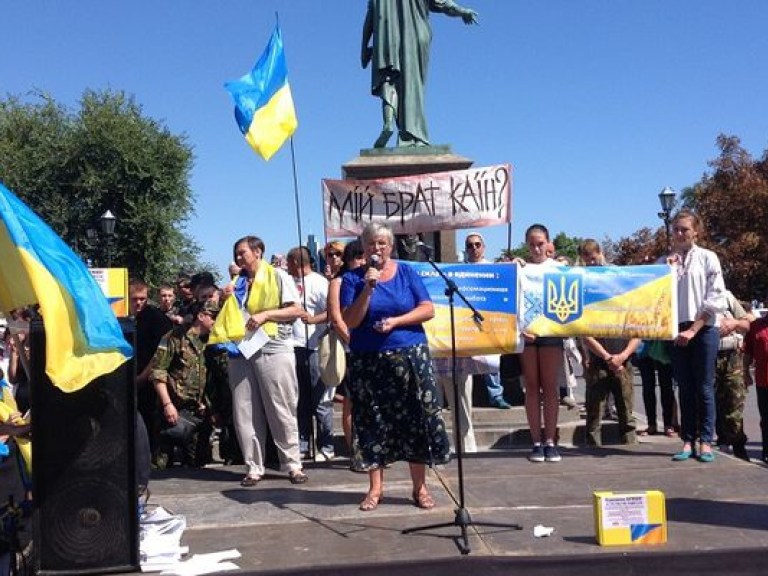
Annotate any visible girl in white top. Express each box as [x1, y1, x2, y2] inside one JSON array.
[[514, 224, 565, 463], [667, 210, 725, 463]]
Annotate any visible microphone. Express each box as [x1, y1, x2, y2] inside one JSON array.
[[415, 241, 434, 257], [367, 254, 381, 287]]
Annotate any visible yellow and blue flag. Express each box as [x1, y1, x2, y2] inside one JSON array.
[[0, 182, 133, 393], [224, 25, 298, 160]]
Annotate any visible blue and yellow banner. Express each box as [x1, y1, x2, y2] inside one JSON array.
[[521, 264, 678, 339], [0, 182, 133, 392], [407, 262, 521, 357], [224, 25, 298, 161]]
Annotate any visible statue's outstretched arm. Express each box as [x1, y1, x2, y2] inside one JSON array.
[[432, 1, 479, 25], [461, 8, 479, 25]]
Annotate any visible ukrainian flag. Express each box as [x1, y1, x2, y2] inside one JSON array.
[[224, 25, 298, 161], [0, 182, 133, 392]]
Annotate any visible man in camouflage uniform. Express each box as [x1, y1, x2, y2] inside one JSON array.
[[151, 300, 219, 468], [582, 336, 641, 446], [205, 342, 244, 465], [715, 291, 753, 460]]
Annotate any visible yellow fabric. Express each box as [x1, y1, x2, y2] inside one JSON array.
[[245, 84, 298, 161], [209, 262, 281, 344], [0, 398, 32, 474], [18, 250, 127, 391], [0, 218, 128, 392], [208, 293, 247, 345]]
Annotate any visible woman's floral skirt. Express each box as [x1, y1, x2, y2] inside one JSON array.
[[348, 343, 451, 470]]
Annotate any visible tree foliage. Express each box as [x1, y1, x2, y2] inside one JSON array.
[[498, 231, 583, 263], [607, 134, 768, 301], [690, 135, 768, 300], [608, 227, 667, 265], [0, 90, 204, 286]]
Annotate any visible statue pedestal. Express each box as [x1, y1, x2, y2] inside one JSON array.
[[342, 146, 474, 262]]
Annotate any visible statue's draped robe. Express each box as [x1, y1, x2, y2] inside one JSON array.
[[367, 0, 464, 145]]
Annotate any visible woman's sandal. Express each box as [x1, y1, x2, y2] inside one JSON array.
[[638, 427, 658, 437], [289, 470, 309, 485], [698, 450, 715, 463], [698, 443, 715, 463], [359, 492, 383, 511], [240, 475, 261, 487], [412, 490, 435, 510], [672, 445, 694, 461]]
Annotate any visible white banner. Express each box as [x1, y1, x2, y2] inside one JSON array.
[[322, 164, 512, 238]]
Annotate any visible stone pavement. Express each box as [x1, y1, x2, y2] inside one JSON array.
[[148, 433, 768, 574]]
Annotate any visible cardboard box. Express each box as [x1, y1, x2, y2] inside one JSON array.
[[593, 490, 667, 546]]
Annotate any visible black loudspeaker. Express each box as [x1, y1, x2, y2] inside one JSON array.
[[30, 317, 139, 575]]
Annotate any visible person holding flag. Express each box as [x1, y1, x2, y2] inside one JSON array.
[[210, 236, 307, 487]]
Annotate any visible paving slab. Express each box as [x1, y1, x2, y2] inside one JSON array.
[[144, 437, 768, 574]]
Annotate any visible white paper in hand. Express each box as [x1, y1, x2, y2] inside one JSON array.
[[237, 328, 269, 359]]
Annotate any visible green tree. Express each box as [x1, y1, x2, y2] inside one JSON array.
[[607, 135, 768, 301], [0, 89, 204, 286], [689, 134, 768, 300], [498, 230, 582, 263]]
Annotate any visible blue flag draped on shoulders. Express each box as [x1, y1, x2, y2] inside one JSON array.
[[0, 182, 133, 393], [224, 25, 298, 161]]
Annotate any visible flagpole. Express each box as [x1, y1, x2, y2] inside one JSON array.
[[289, 137, 304, 257], [288, 134, 317, 460]]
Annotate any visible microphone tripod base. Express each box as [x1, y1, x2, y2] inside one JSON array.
[[402, 506, 522, 555]]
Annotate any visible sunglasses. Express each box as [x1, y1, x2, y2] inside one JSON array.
[[466, 242, 483, 249], [327, 251, 342, 258]]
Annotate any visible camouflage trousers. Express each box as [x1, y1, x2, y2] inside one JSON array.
[[714, 350, 747, 446], [585, 363, 637, 446]]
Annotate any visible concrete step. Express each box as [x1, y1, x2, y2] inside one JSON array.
[[325, 402, 627, 455]]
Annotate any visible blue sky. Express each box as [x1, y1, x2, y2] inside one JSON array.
[[3, 1, 767, 277]]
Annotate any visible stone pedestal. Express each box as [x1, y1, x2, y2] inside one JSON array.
[[341, 146, 473, 263]]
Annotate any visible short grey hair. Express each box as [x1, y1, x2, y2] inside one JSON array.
[[361, 222, 394, 246]]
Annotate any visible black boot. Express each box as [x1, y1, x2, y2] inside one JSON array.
[[732, 441, 750, 461]]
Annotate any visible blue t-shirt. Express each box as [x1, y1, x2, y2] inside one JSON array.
[[340, 261, 431, 353]]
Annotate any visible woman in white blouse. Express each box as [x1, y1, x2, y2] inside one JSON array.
[[667, 210, 725, 463]]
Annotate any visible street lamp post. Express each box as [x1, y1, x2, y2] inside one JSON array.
[[657, 187, 676, 246], [86, 228, 98, 267], [100, 210, 117, 267]]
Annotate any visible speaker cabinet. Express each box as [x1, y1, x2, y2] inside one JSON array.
[[30, 318, 139, 575]]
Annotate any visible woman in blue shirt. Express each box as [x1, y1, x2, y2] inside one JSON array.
[[341, 222, 449, 511]]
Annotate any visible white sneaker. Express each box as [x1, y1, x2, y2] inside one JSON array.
[[315, 449, 335, 462], [560, 396, 577, 409]]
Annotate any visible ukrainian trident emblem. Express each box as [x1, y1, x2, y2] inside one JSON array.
[[543, 272, 582, 324]]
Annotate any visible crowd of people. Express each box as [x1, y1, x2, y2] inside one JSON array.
[[3, 216, 768, 516]]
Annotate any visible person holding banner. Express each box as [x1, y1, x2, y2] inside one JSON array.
[[341, 222, 450, 511], [667, 210, 726, 463], [578, 239, 641, 447], [514, 224, 565, 463], [464, 232, 512, 410]]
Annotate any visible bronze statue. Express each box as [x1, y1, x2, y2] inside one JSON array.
[[362, 0, 478, 149]]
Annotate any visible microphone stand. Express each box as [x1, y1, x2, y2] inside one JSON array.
[[402, 248, 521, 554]]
